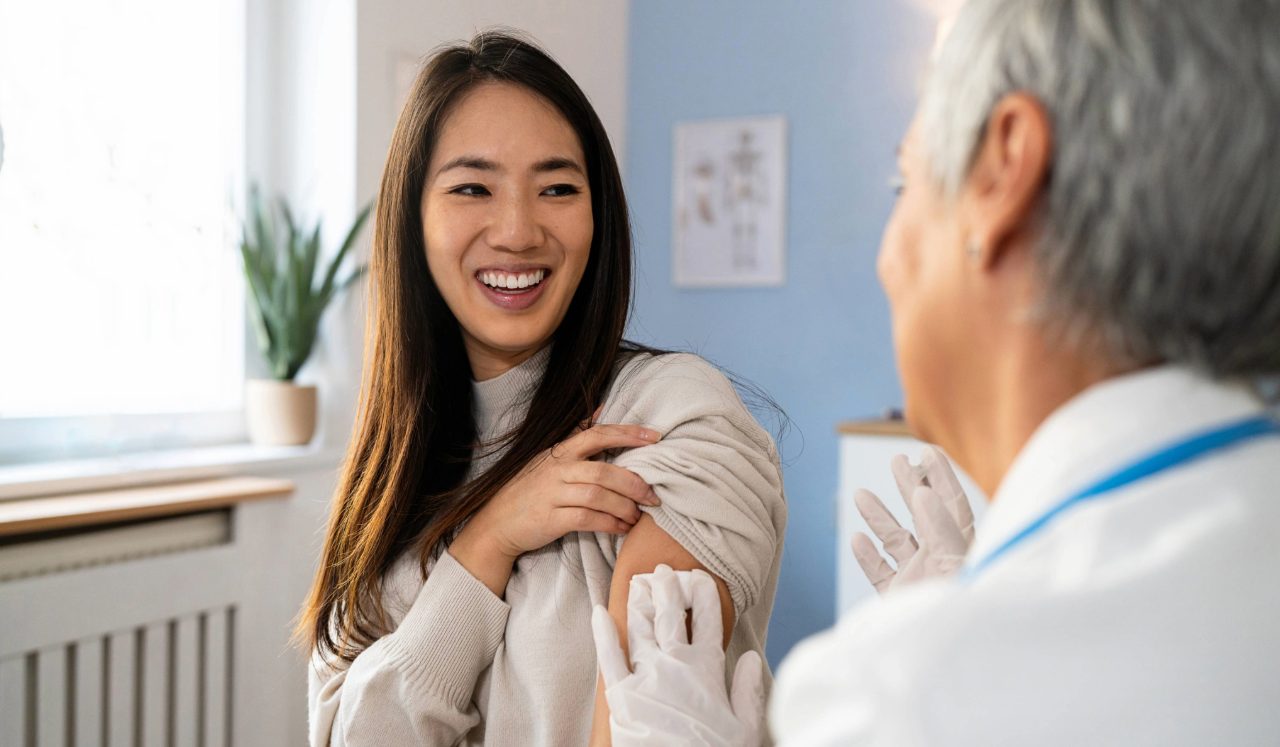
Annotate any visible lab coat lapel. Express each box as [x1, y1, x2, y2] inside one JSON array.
[[967, 365, 1267, 565]]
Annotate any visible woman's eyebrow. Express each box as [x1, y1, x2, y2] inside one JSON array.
[[438, 155, 499, 174], [533, 157, 585, 175]]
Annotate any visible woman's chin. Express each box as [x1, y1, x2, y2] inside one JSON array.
[[466, 326, 556, 358]]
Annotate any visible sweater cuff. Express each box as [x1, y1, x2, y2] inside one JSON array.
[[381, 550, 510, 709]]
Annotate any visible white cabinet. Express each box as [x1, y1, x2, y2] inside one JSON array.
[[836, 421, 987, 617]]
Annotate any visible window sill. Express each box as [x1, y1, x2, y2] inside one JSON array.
[[0, 442, 342, 502]]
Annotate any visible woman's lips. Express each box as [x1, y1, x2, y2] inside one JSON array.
[[474, 271, 550, 311]]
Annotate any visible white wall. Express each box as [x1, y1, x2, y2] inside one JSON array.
[[246, 0, 364, 458]]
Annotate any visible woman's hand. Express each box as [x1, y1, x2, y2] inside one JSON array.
[[449, 421, 663, 596]]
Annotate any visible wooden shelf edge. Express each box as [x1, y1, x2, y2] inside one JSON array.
[[0, 476, 296, 538], [837, 419, 914, 438]]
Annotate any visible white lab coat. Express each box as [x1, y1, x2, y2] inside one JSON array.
[[770, 366, 1280, 746]]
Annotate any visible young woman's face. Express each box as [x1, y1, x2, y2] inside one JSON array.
[[422, 82, 593, 375]]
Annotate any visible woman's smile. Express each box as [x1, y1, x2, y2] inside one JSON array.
[[473, 266, 553, 311], [421, 81, 594, 377]]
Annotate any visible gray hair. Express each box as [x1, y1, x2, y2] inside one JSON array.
[[920, 0, 1280, 377]]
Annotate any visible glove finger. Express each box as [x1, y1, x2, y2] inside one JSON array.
[[933, 551, 966, 575], [914, 486, 969, 576], [890, 453, 927, 505], [686, 569, 724, 648], [921, 446, 976, 543], [854, 488, 918, 565], [591, 605, 631, 687], [626, 575, 657, 660], [730, 650, 765, 732], [650, 564, 688, 651], [850, 532, 896, 595]]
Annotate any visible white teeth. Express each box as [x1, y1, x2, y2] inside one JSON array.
[[480, 270, 546, 289]]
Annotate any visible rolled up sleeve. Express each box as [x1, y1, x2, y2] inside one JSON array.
[[605, 354, 787, 616]]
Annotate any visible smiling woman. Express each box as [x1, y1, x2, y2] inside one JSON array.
[[422, 82, 595, 376], [298, 31, 786, 747]]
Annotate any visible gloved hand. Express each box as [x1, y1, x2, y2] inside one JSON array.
[[591, 564, 764, 747], [850, 445, 975, 595]]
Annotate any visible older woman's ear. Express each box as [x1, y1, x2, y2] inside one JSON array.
[[960, 92, 1053, 269]]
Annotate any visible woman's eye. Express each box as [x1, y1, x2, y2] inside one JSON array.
[[449, 184, 490, 197], [542, 184, 580, 197]]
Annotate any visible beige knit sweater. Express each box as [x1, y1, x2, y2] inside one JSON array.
[[308, 349, 787, 746]]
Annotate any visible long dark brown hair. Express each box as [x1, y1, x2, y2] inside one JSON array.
[[298, 30, 650, 663]]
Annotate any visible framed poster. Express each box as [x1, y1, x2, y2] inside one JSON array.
[[672, 115, 787, 287]]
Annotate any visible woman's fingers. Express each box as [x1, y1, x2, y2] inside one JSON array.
[[563, 423, 660, 460], [573, 405, 606, 436], [553, 506, 633, 535], [563, 461, 660, 507], [561, 484, 644, 524]]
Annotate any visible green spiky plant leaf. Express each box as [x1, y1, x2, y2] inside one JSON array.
[[239, 187, 372, 380]]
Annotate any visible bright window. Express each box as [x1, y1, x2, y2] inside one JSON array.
[[0, 0, 246, 461]]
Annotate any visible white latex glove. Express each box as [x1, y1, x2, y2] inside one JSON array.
[[591, 564, 764, 747], [850, 445, 975, 595]]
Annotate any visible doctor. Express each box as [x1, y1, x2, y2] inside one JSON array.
[[592, 0, 1280, 743]]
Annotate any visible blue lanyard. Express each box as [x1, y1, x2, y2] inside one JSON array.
[[961, 415, 1280, 583]]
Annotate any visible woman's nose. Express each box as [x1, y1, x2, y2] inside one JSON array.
[[490, 191, 544, 252]]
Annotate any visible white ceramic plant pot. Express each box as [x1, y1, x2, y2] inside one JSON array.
[[245, 379, 318, 446]]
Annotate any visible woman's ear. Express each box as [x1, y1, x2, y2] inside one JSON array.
[[960, 93, 1053, 268]]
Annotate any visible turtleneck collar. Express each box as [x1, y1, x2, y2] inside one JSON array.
[[472, 345, 552, 441]]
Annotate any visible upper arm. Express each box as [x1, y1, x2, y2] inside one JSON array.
[[588, 354, 786, 745], [589, 514, 735, 747], [607, 513, 735, 653]]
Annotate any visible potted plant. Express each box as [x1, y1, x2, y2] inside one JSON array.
[[239, 188, 372, 446]]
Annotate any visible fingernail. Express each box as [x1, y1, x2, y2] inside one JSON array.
[[641, 428, 660, 442], [646, 488, 662, 507]]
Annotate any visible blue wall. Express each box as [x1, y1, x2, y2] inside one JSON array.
[[625, 1, 936, 665]]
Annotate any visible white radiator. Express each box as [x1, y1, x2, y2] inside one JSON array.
[[1, 467, 337, 747], [0, 512, 232, 583], [0, 608, 233, 747]]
